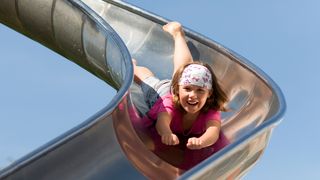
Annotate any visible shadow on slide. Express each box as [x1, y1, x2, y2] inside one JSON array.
[[0, 0, 286, 179]]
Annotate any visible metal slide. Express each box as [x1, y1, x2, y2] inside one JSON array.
[[0, 0, 286, 179]]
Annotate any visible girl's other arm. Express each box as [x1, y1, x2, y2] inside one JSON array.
[[156, 112, 180, 145], [186, 120, 221, 150]]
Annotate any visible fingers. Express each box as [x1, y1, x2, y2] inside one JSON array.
[[186, 137, 203, 150], [162, 21, 183, 38], [161, 134, 180, 146], [160, 135, 205, 149]]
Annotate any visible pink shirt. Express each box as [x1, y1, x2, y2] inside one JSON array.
[[144, 93, 228, 170], [147, 93, 221, 134]]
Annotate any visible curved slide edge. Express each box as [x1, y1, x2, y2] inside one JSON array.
[[0, 0, 145, 179], [0, 0, 286, 179]]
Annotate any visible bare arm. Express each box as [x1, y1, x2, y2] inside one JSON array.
[[186, 120, 221, 150], [172, 30, 193, 74], [163, 22, 193, 75], [155, 112, 180, 145]]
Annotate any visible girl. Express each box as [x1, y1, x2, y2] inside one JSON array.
[[133, 22, 228, 170]]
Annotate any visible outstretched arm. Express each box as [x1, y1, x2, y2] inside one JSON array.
[[163, 22, 193, 75], [156, 112, 180, 146], [187, 120, 221, 150]]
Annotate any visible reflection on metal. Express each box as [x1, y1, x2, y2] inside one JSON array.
[[0, 0, 286, 179]]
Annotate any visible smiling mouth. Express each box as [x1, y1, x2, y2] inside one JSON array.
[[187, 101, 198, 106]]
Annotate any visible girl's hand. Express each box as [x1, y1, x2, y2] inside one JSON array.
[[186, 137, 204, 150], [161, 133, 180, 146]]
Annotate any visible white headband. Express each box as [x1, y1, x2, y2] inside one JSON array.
[[178, 64, 212, 89]]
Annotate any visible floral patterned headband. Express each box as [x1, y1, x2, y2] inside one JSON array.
[[178, 64, 212, 89]]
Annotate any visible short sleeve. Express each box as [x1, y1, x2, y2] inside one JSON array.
[[185, 109, 221, 135], [205, 110, 221, 123], [157, 93, 175, 114], [147, 93, 174, 120]]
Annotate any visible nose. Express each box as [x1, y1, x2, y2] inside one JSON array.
[[189, 90, 197, 98]]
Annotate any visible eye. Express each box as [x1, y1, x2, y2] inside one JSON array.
[[184, 87, 191, 91], [182, 86, 192, 92], [197, 88, 206, 94]]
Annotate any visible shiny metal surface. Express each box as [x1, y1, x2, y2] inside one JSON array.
[[0, 0, 286, 179]]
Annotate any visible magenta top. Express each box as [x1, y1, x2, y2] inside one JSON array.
[[143, 93, 229, 170], [147, 93, 221, 135]]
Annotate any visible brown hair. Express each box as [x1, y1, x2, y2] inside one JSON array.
[[171, 62, 228, 112]]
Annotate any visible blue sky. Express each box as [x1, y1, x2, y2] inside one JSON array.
[[0, 20, 115, 169], [1, 0, 320, 179]]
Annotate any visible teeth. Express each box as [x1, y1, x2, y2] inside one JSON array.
[[188, 101, 198, 105]]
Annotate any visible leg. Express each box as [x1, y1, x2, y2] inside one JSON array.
[[133, 59, 154, 84], [163, 22, 193, 74]]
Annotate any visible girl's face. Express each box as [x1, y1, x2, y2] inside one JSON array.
[[178, 84, 212, 115]]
